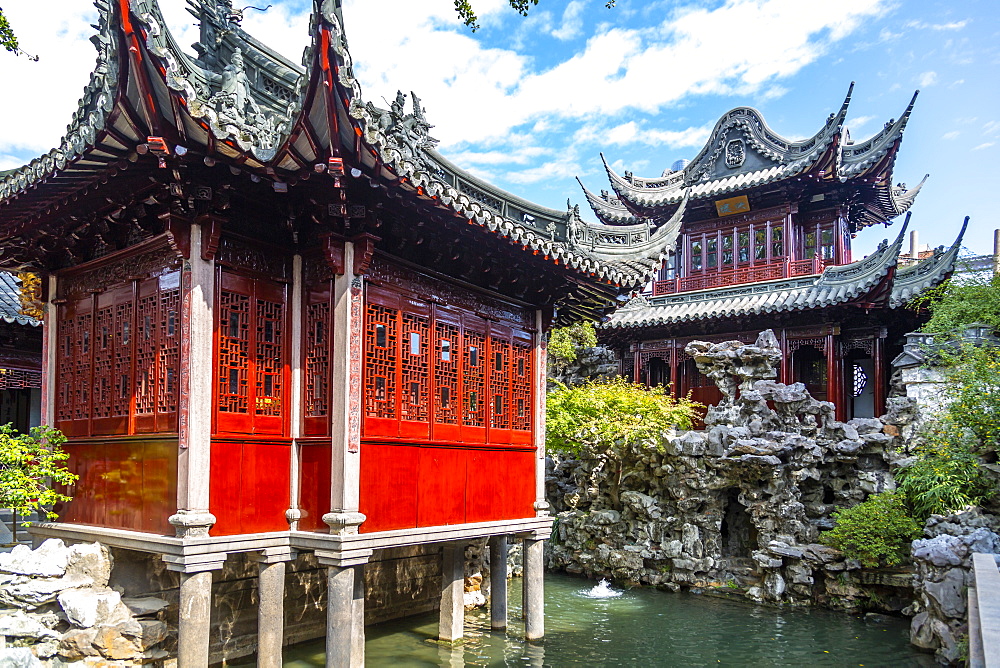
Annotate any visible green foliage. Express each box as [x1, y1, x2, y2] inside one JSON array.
[[935, 343, 1000, 451], [819, 492, 921, 568], [0, 8, 17, 53], [548, 321, 598, 366], [0, 425, 76, 524], [454, 0, 614, 32], [912, 273, 1000, 338], [546, 377, 701, 457], [896, 424, 994, 521]]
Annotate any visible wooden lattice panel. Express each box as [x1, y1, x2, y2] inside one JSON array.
[[462, 328, 486, 429], [433, 321, 460, 425], [254, 298, 284, 417], [217, 290, 250, 414], [71, 310, 91, 421], [489, 333, 511, 431], [56, 311, 75, 422], [400, 312, 430, 424], [511, 337, 532, 433], [112, 300, 133, 418], [134, 290, 158, 415], [305, 301, 331, 418], [0, 369, 42, 390], [157, 287, 180, 415], [91, 306, 113, 419], [364, 303, 397, 421]]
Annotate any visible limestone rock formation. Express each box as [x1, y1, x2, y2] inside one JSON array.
[[0, 539, 169, 666]]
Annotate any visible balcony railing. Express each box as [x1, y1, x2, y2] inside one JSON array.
[[652, 257, 835, 296]]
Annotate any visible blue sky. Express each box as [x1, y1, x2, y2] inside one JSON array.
[[2, 0, 998, 257]]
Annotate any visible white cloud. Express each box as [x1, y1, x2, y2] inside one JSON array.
[[972, 142, 995, 151], [941, 131, 960, 140], [918, 71, 938, 87], [904, 19, 969, 31], [846, 115, 875, 132], [984, 121, 1000, 137], [0, 1, 100, 160], [552, 1, 586, 41]]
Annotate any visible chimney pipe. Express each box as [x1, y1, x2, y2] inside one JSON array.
[[910, 230, 919, 260], [993, 229, 999, 278]]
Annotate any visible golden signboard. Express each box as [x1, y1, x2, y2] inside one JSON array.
[[715, 195, 750, 217]]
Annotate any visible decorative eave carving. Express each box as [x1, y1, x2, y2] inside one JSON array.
[[351, 233, 378, 276]]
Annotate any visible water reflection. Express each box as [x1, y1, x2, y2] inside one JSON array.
[[232, 573, 933, 667]]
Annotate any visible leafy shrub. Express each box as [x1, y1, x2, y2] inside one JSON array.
[[896, 423, 994, 521], [911, 272, 1000, 337], [0, 425, 76, 524], [546, 377, 701, 457], [819, 492, 921, 568], [547, 321, 598, 366]]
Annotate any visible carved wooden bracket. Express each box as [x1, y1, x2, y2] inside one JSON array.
[[198, 215, 225, 261], [160, 212, 191, 259], [351, 233, 379, 276], [320, 233, 345, 275]]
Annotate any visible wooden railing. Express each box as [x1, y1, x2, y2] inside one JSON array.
[[652, 257, 836, 296]]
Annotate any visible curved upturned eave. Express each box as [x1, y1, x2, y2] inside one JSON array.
[[840, 90, 918, 179], [890, 216, 968, 308], [576, 177, 637, 225], [0, 0, 121, 213]]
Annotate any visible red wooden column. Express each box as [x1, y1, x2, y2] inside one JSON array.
[[669, 344, 680, 397], [170, 218, 217, 538], [779, 329, 791, 385], [873, 332, 886, 417], [825, 332, 843, 422]]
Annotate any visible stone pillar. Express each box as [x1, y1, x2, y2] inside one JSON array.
[[325, 240, 366, 534], [254, 549, 295, 668], [287, 254, 304, 530], [522, 537, 545, 641], [440, 542, 466, 642], [172, 220, 217, 537], [489, 535, 508, 631], [40, 275, 57, 426], [178, 571, 213, 668], [532, 310, 550, 519], [317, 550, 370, 668]]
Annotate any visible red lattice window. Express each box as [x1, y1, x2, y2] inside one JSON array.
[[134, 289, 158, 416], [364, 303, 398, 423], [305, 301, 331, 419], [434, 320, 460, 426], [56, 311, 75, 423], [488, 333, 511, 432], [254, 298, 284, 417], [72, 310, 92, 422], [218, 290, 250, 415], [157, 286, 180, 416], [400, 312, 430, 426], [511, 337, 533, 434], [91, 305, 114, 419], [112, 300, 133, 418], [462, 328, 486, 430]]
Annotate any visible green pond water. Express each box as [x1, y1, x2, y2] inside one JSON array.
[[236, 573, 934, 667]]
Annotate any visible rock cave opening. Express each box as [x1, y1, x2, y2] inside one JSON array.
[[720, 489, 758, 559]]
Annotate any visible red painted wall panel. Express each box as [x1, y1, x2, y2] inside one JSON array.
[[358, 443, 535, 533], [57, 439, 178, 536], [209, 440, 291, 536], [415, 448, 467, 528], [358, 442, 419, 533], [298, 440, 332, 532]]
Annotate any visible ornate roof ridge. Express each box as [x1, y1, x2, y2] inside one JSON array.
[[576, 176, 637, 225], [890, 216, 968, 308], [840, 90, 918, 178]]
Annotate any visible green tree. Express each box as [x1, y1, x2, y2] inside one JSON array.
[[0, 425, 76, 528], [820, 492, 921, 568], [455, 0, 616, 32], [548, 320, 598, 367], [0, 8, 17, 53]]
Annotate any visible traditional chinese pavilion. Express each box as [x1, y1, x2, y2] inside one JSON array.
[[580, 85, 966, 422], [0, 0, 683, 665]]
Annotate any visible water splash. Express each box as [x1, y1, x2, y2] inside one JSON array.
[[583, 578, 623, 599]]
